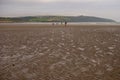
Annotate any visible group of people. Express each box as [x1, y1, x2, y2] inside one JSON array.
[[52, 21, 67, 26]]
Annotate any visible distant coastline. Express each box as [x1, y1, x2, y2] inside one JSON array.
[[0, 15, 116, 23]]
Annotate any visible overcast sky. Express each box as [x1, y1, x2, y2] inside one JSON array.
[[0, 0, 120, 21]]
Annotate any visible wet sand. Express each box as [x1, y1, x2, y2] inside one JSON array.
[[0, 24, 120, 80]]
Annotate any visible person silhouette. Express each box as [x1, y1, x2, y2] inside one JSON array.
[[52, 22, 55, 26], [65, 21, 67, 26]]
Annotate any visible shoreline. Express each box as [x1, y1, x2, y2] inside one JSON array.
[[0, 22, 120, 25]]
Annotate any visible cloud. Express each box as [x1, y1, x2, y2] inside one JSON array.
[[0, 0, 118, 3], [0, 0, 120, 21], [23, 0, 100, 2], [0, 0, 119, 6]]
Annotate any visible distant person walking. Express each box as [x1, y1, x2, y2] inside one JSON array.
[[65, 21, 67, 26], [52, 22, 55, 26], [61, 22, 63, 25]]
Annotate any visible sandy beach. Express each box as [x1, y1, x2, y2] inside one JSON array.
[[0, 24, 120, 80]]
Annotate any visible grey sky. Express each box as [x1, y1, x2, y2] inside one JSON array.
[[0, 0, 120, 21]]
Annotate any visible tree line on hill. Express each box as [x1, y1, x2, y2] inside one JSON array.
[[0, 15, 115, 23]]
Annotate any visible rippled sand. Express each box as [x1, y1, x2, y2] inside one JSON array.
[[0, 24, 120, 80]]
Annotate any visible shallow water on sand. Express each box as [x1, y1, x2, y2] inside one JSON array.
[[0, 22, 120, 25]]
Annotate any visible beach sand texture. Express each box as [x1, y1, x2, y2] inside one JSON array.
[[0, 24, 120, 80]]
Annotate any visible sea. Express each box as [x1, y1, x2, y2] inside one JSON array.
[[0, 22, 120, 25]]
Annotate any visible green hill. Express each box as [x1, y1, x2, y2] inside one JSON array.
[[0, 15, 115, 22]]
